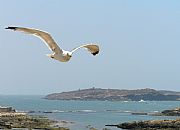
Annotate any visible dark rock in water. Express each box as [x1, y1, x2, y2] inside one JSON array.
[[152, 108, 180, 116], [106, 119, 180, 130], [161, 108, 180, 116], [28, 110, 36, 113], [131, 112, 148, 115]]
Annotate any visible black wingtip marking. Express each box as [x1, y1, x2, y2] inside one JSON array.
[[5, 27, 18, 30], [92, 50, 99, 56]]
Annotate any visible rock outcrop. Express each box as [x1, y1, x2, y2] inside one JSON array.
[[106, 119, 180, 130], [161, 108, 180, 116], [0, 113, 69, 130]]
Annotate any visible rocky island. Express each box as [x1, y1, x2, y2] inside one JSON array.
[[45, 88, 180, 101]]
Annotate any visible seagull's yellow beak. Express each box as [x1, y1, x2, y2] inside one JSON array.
[[46, 54, 51, 58], [46, 54, 54, 59]]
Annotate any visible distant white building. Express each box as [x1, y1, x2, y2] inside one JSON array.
[[0, 106, 15, 112]]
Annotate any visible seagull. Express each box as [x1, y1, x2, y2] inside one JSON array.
[[5, 27, 99, 62]]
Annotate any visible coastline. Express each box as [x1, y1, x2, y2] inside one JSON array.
[[0, 95, 179, 130]]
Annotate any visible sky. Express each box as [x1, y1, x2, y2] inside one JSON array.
[[0, 0, 180, 95]]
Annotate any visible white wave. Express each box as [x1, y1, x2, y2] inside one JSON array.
[[52, 110, 65, 113], [70, 110, 96, 113]]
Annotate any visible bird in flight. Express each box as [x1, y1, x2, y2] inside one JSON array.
[[5, 27, 99, 62]]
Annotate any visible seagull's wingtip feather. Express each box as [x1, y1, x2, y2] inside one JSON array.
[[92, 50, 99, 56], [5, 26, 18, 30]]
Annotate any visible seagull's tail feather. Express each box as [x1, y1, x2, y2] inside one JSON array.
[[5, 27, 18, 30]]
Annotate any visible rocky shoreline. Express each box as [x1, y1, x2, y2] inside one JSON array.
[[106, 119, 180, 130], [0, 112, 69, 130], [106, 108, 180, 130]]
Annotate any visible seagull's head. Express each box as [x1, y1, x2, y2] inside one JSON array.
[[63, 51, 72, 58], [46, 54, 54, 59], [67, 52, 72, 58]]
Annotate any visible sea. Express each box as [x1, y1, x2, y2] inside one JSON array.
[[0, 95, 179, 130]]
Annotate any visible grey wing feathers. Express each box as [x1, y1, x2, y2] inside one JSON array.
[[85, 44, 99, 55], [5, 26, 63, 54], [71, 44, 99, 56]]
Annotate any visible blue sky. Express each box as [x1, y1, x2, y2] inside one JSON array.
[[0, 0, 180, 95]]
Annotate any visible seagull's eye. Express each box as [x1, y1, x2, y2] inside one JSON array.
[[51, 56, 54, 59]]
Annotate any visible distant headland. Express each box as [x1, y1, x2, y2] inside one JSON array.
[[45, 88, 180, 101]]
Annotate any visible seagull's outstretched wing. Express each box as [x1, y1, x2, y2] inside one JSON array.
[[5, 27, 63, 54], [71, 44, 99, 56]]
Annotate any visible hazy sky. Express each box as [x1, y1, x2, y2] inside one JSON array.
[[0, 0, 180, 95]]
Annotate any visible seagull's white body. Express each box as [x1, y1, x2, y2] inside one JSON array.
[[5, 27, 99, 62], [48, 50, 72, 62]]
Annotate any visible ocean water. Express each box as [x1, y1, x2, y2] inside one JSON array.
[[0, 95, 179, 130]]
